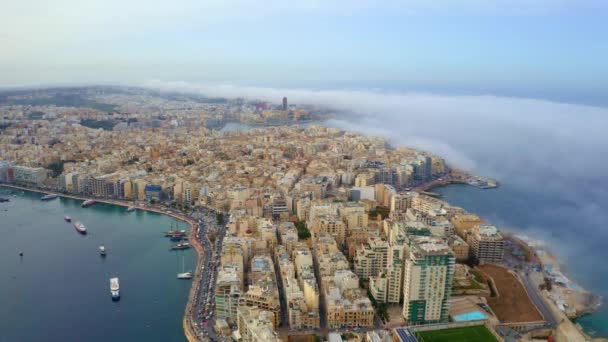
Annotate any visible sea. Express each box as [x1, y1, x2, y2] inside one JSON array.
[[434, 183, 608, 337], [0, 189, 196, 342]]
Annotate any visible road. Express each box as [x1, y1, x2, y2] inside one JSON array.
[[183, 207, 230, 342], [518, 271, 558, 328]]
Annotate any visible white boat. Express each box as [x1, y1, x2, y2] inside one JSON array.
[[110, 277, 120, 301], [126, 207, 135, 212], [99, 246, 106, 256], [73, 221, 87, 235], [177, 256, 193, 279], [177, 272, 193, 279]]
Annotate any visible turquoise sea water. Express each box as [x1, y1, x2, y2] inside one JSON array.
[[0, 189, 196, 342], [434, 183, 608, 338]]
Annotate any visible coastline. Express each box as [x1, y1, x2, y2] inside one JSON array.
[[0, 183, 204, 342], [423, 180, 603, 339]]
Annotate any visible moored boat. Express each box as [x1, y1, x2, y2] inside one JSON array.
[[126, 206, 135, 212], [177, 255, 192, 279], [164, 230, 186, 237], [64, 216, 71, 222], [41, 194, 58, 201], [73, 221, 87, 234], [177, 272, 193, 279], [81, 199, 97, 208], [110, 277, 120, 301], [170, 242, 190, 250]]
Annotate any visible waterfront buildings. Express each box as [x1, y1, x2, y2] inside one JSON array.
[[469, 225, 505, 264]]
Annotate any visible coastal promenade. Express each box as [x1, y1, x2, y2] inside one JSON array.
[[0, 183, 208, 342]]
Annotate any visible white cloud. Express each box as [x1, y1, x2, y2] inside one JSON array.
[[144, 80, 608, 178]]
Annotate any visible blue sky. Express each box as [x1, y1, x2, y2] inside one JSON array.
[[1, 0, 607, 104]]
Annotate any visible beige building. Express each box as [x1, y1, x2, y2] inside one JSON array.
[[311, 214, 347, 245], [451, 214, 485, 238], [469, 225, 504, 264], [354, 236, 389, 279], [324, 270, 375, 328], [237, 306, 281, 342], [338, 202, 369, 230], [355, 172, 376, 187], [448, 235, 470, 262]]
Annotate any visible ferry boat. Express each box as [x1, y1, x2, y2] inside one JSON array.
[[41, 194, 58, 201], [73, 221, 87, 234], [110, 277, 120, 301], [99, 246, 106, 257], [64, 216, 71, 222], [170, 242, 190, 250], [81, 199, 97, 208], [126, 206, 136, 212]]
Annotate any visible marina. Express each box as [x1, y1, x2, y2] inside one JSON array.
[[0, 187, 196, 342]]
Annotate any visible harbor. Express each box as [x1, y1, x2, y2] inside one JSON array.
[[0, 185, 197, 342]]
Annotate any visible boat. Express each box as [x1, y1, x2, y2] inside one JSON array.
[[170, 235, 184, 242], [170, 242, 190, 250], [110, 277, 120, 301], [73, 221, 87, 234], [0, 197, 9, 202], [41, 194, 58, 201], [99, 246, 106, 257], [164, 220, 186, 237], [164, 230, 187, 238], [177, 271, 193, 279], [64, 216, 71, 222], [81, 199, 97, 208], [177, 255, 193, 279], [126, 206, 135, 212]]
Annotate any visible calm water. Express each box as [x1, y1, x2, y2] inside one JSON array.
[[0, 189, 196, 342], [434, 183, 608, 337]]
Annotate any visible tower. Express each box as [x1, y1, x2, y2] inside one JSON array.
[[282, 97, 288, 111]]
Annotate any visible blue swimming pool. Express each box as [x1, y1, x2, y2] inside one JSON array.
[[453, 311, 487, 321]]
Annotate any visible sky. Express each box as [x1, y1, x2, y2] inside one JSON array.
[[2, 0, 608, 105]]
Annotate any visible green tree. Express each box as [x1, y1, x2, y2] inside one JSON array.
[[295, 221, 311, 240], [216, 213, 225, 225]]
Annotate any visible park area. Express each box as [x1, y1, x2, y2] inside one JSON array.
[[415, 325, 498, 342]]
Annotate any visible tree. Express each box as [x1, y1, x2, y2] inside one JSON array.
[[216, 213, 224, 225], [295, 221, 311, 240], [47, 161, 65, 178]]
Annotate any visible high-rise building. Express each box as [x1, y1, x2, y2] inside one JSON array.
[[282, 97, 288, 111], [402, 236, 454, 324]]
